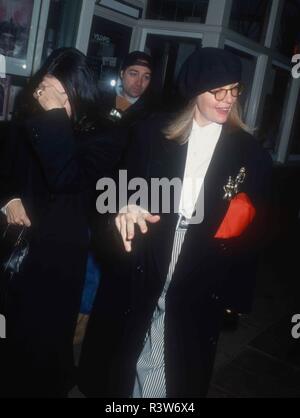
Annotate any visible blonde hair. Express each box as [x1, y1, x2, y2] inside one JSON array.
[[227, 101, 252, 133], [163, 98, 251, 144]]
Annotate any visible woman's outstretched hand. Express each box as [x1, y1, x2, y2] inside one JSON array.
[[5, 199, 31, 227], [115, 205, 160, 252]]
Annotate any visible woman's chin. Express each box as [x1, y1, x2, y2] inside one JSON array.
[[215, 113, 230, 124]]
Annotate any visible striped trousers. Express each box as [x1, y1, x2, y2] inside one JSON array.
[[132, 229, 187, 398]]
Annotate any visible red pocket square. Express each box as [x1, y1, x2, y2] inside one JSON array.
[[214, 192, 256, 239]]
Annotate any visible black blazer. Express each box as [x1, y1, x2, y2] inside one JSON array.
[[79, 113, 272, 398]]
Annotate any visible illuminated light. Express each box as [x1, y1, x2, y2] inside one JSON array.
[[110, 79, 116, 87]]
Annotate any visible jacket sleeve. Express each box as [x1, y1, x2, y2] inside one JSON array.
[[26, 109, 126, 193], [90, 116, 156, 263], [221, 146, 273, 313], [230, 146, 273, 253], [0, 122, 22, 208]]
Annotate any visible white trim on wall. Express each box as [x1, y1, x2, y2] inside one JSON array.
[[97, 0, 142, 19], [75, 0, 97, 54], [130, 26, 143, 51], [32, 0, 51, 74], [94, 4, 137, 26], [138, 27, 203, 52], [264, 0, 284, 48], [277, 78, 300, 163], [206, 0, 233, 28], [245, 54, 269, 130]]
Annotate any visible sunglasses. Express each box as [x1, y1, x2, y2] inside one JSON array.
[[209, 84, 244, 101]]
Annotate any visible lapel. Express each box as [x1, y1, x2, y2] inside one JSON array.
[[146, 134, 188, 283], [148, 124, 247, 284], [174, 125, 248, 282]]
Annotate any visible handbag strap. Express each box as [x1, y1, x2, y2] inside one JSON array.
[[2, 224, 27, 242], [15, 227, 26, 246], [3, 226, 28, 274]]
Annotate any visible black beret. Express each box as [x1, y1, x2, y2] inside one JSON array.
[[177, 47, 242, 100], [121, 51, 153, 72]]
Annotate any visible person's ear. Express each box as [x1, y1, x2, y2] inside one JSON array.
[[120, 70, 124, 80]]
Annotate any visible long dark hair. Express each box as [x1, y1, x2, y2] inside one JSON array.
[[16, 48, 101, 131]]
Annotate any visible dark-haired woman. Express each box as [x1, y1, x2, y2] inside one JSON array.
[[0, 48, 124, 398], [79, 48, 272, 398]]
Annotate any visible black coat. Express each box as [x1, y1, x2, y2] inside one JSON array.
[[78, 114, 272, 398], [90, 92, 156, 256], [0, 109, 125, 397]]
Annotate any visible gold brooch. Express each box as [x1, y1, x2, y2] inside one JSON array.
[[223, 167, 246, 201]]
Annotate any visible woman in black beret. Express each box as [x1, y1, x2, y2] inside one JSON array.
[[79, 47, 272, 398]]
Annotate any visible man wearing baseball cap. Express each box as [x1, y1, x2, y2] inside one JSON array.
[[108, 50, 154, 125]]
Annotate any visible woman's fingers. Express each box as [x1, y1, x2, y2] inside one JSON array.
[[6, 212, 13, 224], [115, 214, 134, 252], [8, 216, 24, 226], [119, 213, 137, 252], [6, 200, 31, 226], [120, 215, 127, 243], [136, 215, 148, 234], [120, 215, 132, 252], [115, 215, 121, 233], [126, 216, 135, 240], [144, 214, 160, 224], [34, 83, 67, 111], [43, 75, 66, 94], [23, 215, 31, 227], [115, 207, 161, 252], [136, 213, 160, 234]]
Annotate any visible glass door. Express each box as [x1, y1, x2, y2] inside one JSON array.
[[86, 15, 133, 93], [140, 30, 203, 107]]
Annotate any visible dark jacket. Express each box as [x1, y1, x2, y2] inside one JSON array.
[[102, 88, 157, 127], [0, 109, 126, 398], [90, 90, 157, 256], [78, 114, 272, 398]]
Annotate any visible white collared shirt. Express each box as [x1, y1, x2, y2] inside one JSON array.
[[178, 119, 222, 219]]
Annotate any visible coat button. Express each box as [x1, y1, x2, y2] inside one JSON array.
[[136, 265, 143, 273], [220, 243, 227, 251], [32, 128, 39, 144], [124, 308, 131, 316], [212, 293, 219, 300], [32, 127, 38, 136]]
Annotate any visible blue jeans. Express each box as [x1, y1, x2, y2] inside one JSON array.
[[80, 251, 101, 314]]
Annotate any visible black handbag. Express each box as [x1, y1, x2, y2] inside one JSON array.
[[0, 221, 30, 313]]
